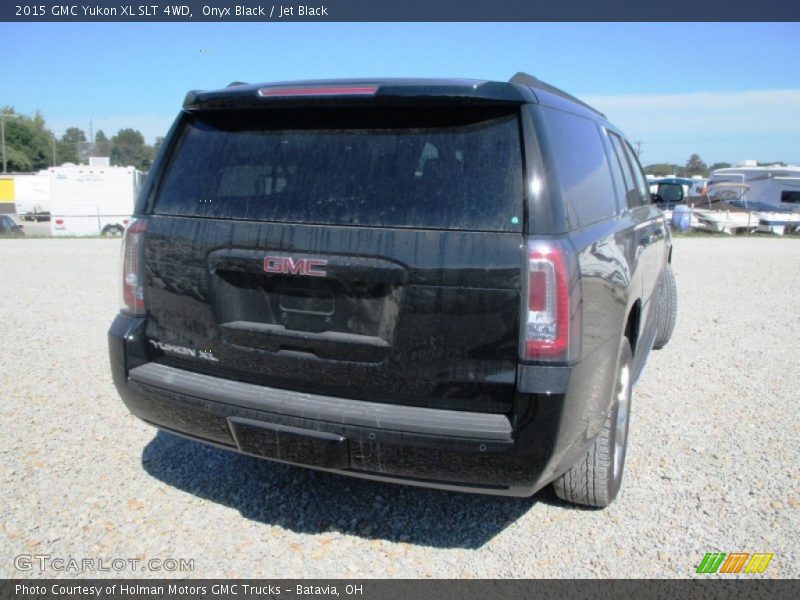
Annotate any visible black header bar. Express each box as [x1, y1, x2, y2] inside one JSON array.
[[2, 579, 799, 600], [3, 1, 800, 22]]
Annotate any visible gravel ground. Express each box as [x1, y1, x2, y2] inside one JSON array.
[[16, 220, 52, 237], [0, 236, 798, 579]]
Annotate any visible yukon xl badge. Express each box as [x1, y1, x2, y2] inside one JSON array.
[[263, 256, 327, 277], [149, 340, 219, 362]]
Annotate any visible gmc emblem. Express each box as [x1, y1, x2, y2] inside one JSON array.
[[263, 256, 328, 277]]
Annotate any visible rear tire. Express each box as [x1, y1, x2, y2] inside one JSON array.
[[103, 224, 124, 237], [653, 264, 677, 349], [552, 339, 633, 508]]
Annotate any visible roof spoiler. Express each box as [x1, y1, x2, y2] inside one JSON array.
[[510, 72, 606, 118], [184, 80, 530, 110]]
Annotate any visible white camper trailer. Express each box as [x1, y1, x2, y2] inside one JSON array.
[[0, 171, 51, 220], [49, 160, 144, 236]]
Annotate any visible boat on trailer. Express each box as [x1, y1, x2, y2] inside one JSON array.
[[700, 166, 800, 235]]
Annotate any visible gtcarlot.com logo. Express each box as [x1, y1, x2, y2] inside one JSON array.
[[696, 552, 773, 574], [14, 554, 195, 573]]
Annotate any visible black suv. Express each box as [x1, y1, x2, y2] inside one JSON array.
[[109, 73, 677, 507]]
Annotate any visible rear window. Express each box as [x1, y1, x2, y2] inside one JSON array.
[[154, 106, 524, 232]]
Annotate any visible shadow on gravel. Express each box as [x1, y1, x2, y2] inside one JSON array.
[[142, 430, 548, 549]]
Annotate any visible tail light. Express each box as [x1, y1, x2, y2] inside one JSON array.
[[121, 218, 148, 315], [523, 240, 570, 361]]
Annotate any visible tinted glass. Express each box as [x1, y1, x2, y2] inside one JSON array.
[[540, 107, 616, 228], [154, 107, 524, 232], [658, 183, 684, 204], [621, 140, 650, 206], [609, 133, 641, 209], [604, 132, 628, 210], [781, 190, 800, 203]]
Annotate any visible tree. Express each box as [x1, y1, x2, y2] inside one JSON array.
[[644, 163, 680, 177], [57, 127, 86, 164], [685, 154, 707, 177], [1, 107, 52, 172], [153, 136, 165, 155], [0, 109, 166, 172], [110, 128, 152, 169], [94, 130, 110, 157], [708, 162, 731, 174]]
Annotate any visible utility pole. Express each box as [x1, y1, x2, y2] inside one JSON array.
[[88, 117, 94, 163], [51, 132, 57, 166], [634, 140, 643, 159], [0, 113, 22, 173]]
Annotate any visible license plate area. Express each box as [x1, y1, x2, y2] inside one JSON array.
[[228, 417, 349, 469], [278, 287, 335, 316]]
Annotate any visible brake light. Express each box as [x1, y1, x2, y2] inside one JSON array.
[[523, 240, 569, 360], [121, 218, 148, 315], [257, 86, 378, 98]]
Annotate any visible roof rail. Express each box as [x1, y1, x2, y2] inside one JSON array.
[[509, 72, 605, 118], [226, 81, 249, 87]]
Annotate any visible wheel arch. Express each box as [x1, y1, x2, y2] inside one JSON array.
[[624, 299, 641, 357]]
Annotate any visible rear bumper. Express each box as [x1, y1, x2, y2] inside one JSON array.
[[109, 314, 609, 497]]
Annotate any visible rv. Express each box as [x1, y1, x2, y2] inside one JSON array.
[[0, 171, 51, 220], [49, 160, 144, 236], [706, 165, 800, 211]]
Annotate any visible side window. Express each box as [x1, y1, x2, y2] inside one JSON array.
[[609, 132, 643, 209], [604, 130, 629, 210], [621, 140, 649, 207], [781, 190, 800, 203], [540, 107, 617, 228]]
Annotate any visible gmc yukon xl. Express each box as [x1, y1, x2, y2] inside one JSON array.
[[108, 73, 677, 507]]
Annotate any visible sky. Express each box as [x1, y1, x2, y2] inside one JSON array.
[[2, 22, 799, 166]]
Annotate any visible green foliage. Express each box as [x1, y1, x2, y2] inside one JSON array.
[[94, 130, 111, 157], [4, 145, 34, 171], [1, 107, 52, 171], [1, 108, 164, 173], [685, 154, 708, 177], [110, 128, 154, 170], [62, 127, 86, 144], [644, 163, 680, 177], [55, 127, 86, 164]]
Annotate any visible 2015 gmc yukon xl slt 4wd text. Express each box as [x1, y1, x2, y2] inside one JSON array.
[[109, 73, 677, 507]]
